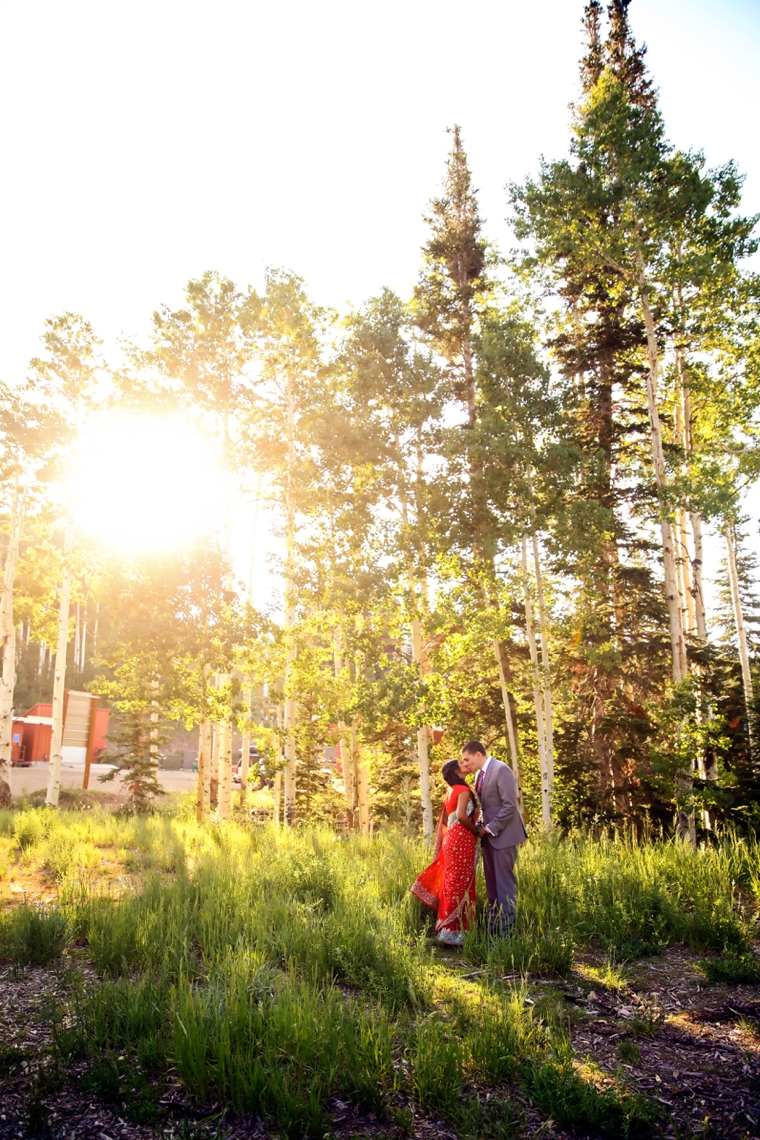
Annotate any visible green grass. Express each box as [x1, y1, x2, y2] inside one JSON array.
[[698, 948, 760, 985], [2, 810, 758, 1136], [0, 901, 71, 965]]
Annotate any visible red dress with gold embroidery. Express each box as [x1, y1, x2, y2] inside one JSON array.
[[410, 783, 478, 941]]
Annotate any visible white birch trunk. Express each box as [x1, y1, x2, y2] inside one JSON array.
[[74, 602, 80, 672], [80, 601, 88, 672], [521, 536, 551, 829], [150, 677, 159, 794], [333, 630, 355, 831], [273, 770, 282, 826], [492, 640, 523, 814], [0, 479, 24, 798], [217, 720, 232, 818], [240, 687, 251, 792], [691, 511, 708, 641], [196, 717, 211, 822], [283, 372, 297, 826], [725, 523, 754, 751], [210, 722, 219, 807], [636, 243, 687, 683], [46, 521, 74, 807], [530, 523, 554, 790], [394, 431, 434, 839], [357, 755, 370, 835], [410, 610, 433, 841]]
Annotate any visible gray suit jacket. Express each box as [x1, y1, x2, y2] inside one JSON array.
[[478, 757, 527, 850]]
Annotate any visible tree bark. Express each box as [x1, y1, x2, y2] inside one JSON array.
[[636, 242, 687, 683], [394, 431, 434, 839], [521, 536, 551, 829], [0, 478, 24, 799], [46, 520, 74, 808], [217, 720, 232, 818], [210, 722, 219, 809], [196, 717, 211, 822], [283, 371, 297, 826], [333, 629, 355, 831], [725, 522, 754, 752], [240, 687, 251, 793], [492, 639, 523, 813], [530, 524, 555, 790]]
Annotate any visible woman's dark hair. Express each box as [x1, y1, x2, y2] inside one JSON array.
[[441, 759, 464, 788]]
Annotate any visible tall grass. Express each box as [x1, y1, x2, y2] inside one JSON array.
[[4, 810, 757, 1136]]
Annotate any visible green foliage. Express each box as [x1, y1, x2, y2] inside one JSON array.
[[0, 902, 70, 965], [699, 949, 760, 985], [13, 807, 51, 850], [11, 813, 752, 1135]]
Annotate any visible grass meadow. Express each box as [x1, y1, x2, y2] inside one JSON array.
[[1, 803, 759, 1138]]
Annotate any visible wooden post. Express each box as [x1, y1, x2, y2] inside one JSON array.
[[82, 694, 99, 790]]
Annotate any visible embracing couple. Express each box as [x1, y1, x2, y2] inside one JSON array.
[[411, 740, 527, 947]]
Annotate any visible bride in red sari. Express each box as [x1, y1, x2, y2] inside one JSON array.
[[411, 759, 480, 946]]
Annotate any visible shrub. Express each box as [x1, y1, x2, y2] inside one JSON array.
[[0, 903, 70, 965], [699, 950, 760, 985], [13, 808, 50, 851]]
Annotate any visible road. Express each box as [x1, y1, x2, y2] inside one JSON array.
[[9, 762, 196, 799]]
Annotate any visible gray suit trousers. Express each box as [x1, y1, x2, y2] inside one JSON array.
[[481, 839, 518, 936]]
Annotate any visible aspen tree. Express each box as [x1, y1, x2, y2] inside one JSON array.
[[151, 273, 252, 818], [414, 129, 525, 787], [46, 522, 73, 808], [243, 270, 324, 826], [24, 314, 104, 809], [725, 521, 755, 751], [0, 476, 24, 799], [341, 291, 441, 837], [521, 537, 551, 828]]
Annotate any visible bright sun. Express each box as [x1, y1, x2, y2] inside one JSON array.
[[71, 413, 225, 555]]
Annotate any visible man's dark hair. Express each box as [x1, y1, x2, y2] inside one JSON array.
[[461, 740, 487, 756]]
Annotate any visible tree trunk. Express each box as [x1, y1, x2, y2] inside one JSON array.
[[283, 371, 297, 826], [273, 769, 282, 825], [240, 687, 251, 793], [196, 717, 211, 822], [394, 431, 434, 839], [0, 479, 24, 800], [74, 602, 80, 672], [357, 759, 370, 835], [691, 511, 708, 641], [80, 599, 88, 672], [636, 242, 687, 683], [521, 536, 551, 829], [333, 630, 355, 831], [725, 522, 754, 751], [210, 722, 219, 808], [46, 521, 74, 808], [150, 675, 160, 798], [492, 639, 523, 813], [529, 519, 554, 791], [217, 720, 232, 818]]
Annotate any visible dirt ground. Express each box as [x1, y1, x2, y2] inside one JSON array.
[[0, 944, 758, 1139]]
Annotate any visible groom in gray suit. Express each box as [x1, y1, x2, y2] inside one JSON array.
[[460, 740, 527, 936]]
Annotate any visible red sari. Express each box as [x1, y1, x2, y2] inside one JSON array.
[[411, 783, 478, 942]]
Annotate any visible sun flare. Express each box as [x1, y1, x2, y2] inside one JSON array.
[[71, 413, 225, 555]]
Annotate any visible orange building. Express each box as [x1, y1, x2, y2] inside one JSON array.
[[14, 703, 109, 763]]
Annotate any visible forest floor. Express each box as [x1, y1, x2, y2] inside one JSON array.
[[0, 811, 758, 1140], [2, 941, 758, 1138]]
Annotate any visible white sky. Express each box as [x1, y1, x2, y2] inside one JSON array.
[[1, 0, 759, 614]]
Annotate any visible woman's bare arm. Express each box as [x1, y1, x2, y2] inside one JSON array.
[[456, 789, 479, 835]]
